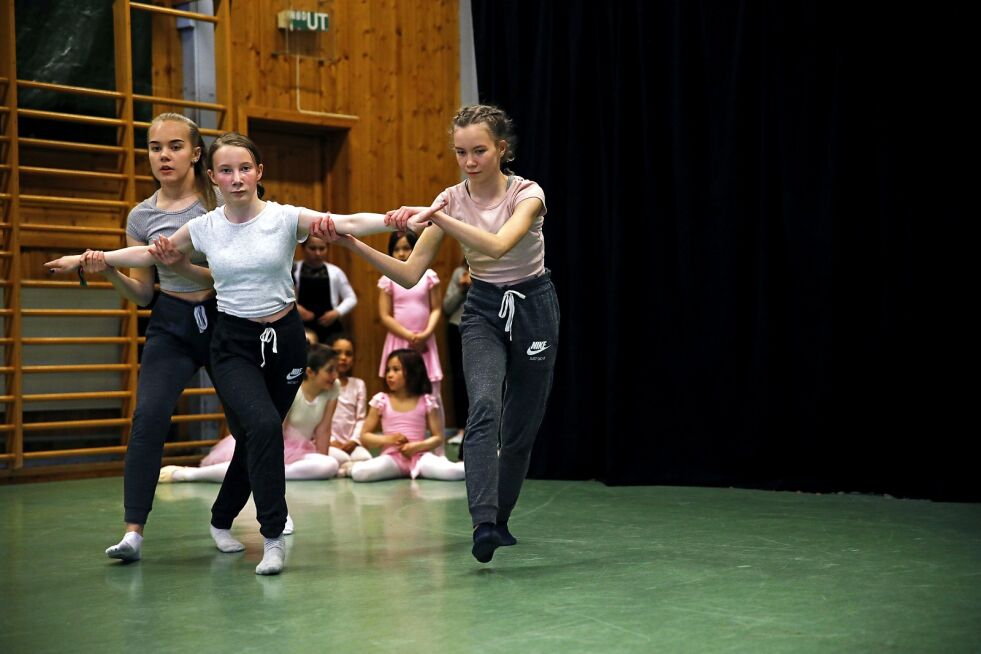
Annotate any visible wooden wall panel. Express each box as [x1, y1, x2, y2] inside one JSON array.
[[18, 1, 466, 429], [226, 0, 465, 415]]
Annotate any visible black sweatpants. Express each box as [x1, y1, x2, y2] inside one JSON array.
[[124, 293, 219, 525], [208, 308, 306, 538]]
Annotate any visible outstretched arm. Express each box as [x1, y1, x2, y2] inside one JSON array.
[[45, 224, 195, 274], [78, 236, 157, 306], [338, 226, 445, 289], [297, 207, 436, 240]]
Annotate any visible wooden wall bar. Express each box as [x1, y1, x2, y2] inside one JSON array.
[[4, 0, 465, 480]]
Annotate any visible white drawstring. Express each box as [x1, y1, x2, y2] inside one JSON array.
[[498, 290, 526, 341], [193, 305, 208, 333], [259, 327, 278, 368]]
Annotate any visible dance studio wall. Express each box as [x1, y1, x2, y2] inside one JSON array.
[[471, 1, 975, 500], [13, 0, 465, 415]]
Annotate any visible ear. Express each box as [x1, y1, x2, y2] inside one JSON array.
[[256, 163, 264, 182], [192, 145, 202, 164], [498, 139, 508, 155], [207, 168, 218, 184]]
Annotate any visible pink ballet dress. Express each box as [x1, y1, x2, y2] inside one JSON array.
[[378, 270, 443, 381], [370, 392, 438, 478]]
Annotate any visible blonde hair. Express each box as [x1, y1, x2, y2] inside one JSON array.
[[149, 113, 217, 210]]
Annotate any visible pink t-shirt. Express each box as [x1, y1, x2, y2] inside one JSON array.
[[438, 176, 547, 285], [331, 377, 367, 444]]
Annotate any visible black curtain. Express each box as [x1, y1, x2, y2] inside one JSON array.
[[471, 1, 976, 500]]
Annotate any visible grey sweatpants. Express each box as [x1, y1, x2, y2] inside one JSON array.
[[461, 271, 560, 526]]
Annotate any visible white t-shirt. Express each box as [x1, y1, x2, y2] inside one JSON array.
[[187, 201, 307, 318]]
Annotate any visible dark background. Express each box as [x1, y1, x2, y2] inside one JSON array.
[[472, 1, 975, 500]]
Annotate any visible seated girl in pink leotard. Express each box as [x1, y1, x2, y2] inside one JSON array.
[[351, 348, 464, 482]]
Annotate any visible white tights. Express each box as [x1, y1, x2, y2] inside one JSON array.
[[173, 453, 339, 482], [328, 445, 373, 464], [350, 452, 464, 483]]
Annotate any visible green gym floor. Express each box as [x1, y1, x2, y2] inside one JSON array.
[[1, 478, 979, 654]]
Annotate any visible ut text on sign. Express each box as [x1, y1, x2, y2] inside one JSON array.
[[276, 10, 330, 32]]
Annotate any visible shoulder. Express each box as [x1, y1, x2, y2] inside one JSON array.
[[126, 194, 157, 230], [440, 180, 469, 209], [327, 262, 349, 279], [510, 177, 546, 217], [423, 269, 440, 286], [422, 394, 439, 412], [369, 392, 388, 409], [377, 275, 393, 292]]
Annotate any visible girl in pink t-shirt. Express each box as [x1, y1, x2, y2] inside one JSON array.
[[312, 104, 559, 564], [351, 349, 464, 482], [377, 232, 445, 430]]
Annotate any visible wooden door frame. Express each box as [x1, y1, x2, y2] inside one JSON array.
[[238, 106, 357, 213]]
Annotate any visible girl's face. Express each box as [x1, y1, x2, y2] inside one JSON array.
[[307, 360, 339, 390], [453, 123, 504, 181], [208, 145, 263, 205], [148, 120, 199, 187], [392, 236, 413, 262], [332, 338, 355, 376], [385, 357, 406, 393], [303, 236, 328, 265]]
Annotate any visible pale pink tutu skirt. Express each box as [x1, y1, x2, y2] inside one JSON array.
[[200, 429, 315, 467]]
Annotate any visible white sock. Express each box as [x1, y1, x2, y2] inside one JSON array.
[[106, 531, 142, 562], [283, 514, 295, 536], [210, 525, 245, 553], [255, 535, 286, 575]]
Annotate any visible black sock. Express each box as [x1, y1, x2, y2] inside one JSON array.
[[495, 522, 517, 546], [471, 522, 502, 563]]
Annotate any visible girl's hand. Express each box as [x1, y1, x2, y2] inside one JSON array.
[[406, 196, 448, 233], [386, 433, 409, 447], [44, 254, 82, 274], [148, 236, 185, 268], [297, 305, 315, 322], [459, 269, 472, 287], [309, 213, 337, 240], [399, 441, 425, 457], [317, 309, 340, 327], [385, 197, 447, 234], [80, 250, 112, 275]]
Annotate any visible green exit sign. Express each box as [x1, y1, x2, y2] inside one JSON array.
[[277, 9, 330, 32]]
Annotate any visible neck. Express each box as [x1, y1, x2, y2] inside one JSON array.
[[389, 389, 411, 400], [467, 170, 508, 201], [158, 176, 198, 202], [223, 196, 264, 223]]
